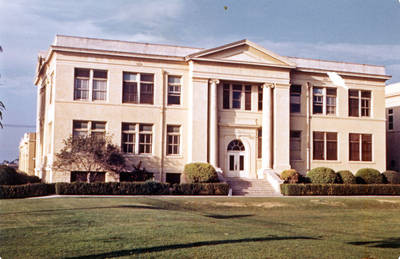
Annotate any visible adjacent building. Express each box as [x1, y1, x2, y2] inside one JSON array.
[[385, 82, 400, 172], [33, 35, 390, 183], [18, 132, 36, 175]]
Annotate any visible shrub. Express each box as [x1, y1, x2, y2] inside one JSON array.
[[307, 167, 337, 184], [383, 170, 400, 184], [183, 163, 218, 183], [280, 169, 302, 183], [0, 165, 41, 185], [336, 170, 356, 184], [0, 165, 18, 185], [0, 183, 55, 199], [280, 184, 400, 196], [355, 168, 384, 184]]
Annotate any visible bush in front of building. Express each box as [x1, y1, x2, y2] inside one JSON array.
[[306, 167, 337, 184], [183, 163, 219, 183], [0, 165, 41, 185], [171, 183, 229, 195], [355, 168, 384, 184], [383, 170, 400, 184], [0, 183, 55, 199], [280, 169, 302, 183], [280, 184, 400, 196], [336, 170, 357, 184]]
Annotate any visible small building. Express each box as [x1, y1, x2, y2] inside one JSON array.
[[33, 35, 390, 184], [385, 82, 400, 171], [18, 132, 36, 175]]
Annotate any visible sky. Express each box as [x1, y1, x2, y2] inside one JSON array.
[[0, 0, 400, 162]]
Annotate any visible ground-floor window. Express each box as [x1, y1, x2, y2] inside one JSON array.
[[71, 171, 105, 182], [313, 131, 337, 160], [166, 173, 181, 184], [121, 123, 153, 154], [290, 131, 301, 160], [349, 133, 372, 161]]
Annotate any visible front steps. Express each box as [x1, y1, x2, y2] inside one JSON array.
[[225, 178, 282, 197]]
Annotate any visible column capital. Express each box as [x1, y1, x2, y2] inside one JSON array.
[[209, 79, 220, 85], [262, 82, 276, 89]]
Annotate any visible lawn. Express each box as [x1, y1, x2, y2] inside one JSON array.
[[1, 196, 400, 258]]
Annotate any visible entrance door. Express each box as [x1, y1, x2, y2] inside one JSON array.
[[226, 140, 247, 177]]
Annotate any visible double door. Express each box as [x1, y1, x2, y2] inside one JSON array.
[[226, 151, 246, 177]]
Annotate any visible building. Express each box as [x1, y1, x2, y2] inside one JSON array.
[[18, 132, 36, 175], [385, 82, 400, 171], [33, 35, 390, 184]]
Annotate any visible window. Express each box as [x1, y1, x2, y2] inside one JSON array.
[[388, 109, 394, 130], [71, 171, 105, 183], [349, 133, 372, 161], [167, 76, 181, 105], [257, 128, 262, 159], [245, 85, 251, 110], [290, 131, 301, 160], [122, 72, 154, 104], [139, 124, 152, 154], [223, 83, 254, 110], [121, 123, 136, 153], [258, 85, 263, 111], [73, 121, 89, 138], [349, 90, 371, 117], [74, 69, 89, 100], [73, 121, 105, 138], [313, 87, 336, 115], [290, 85, 301, 113], [167, 125, 180, 155], [313, 131, 337, 160], [74, 68, 107, 101], [326, 88, 337, 115]]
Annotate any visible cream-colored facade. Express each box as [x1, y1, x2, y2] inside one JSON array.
[[33, 35, 390, 183], [385, 82, 400, 171], [18, 132, 36, 175]]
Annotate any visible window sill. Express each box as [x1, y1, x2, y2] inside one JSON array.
[[348, 160, 375, 164], [166, 155, 183, 159], [312, 160, 341, 163], [123, 153, 154, 157]]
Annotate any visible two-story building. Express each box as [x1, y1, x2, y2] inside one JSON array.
[[33, 35, 390, 184]]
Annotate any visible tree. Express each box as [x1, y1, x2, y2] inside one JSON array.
[[53, 134, 126, 182], [0, 101, 4, 129]]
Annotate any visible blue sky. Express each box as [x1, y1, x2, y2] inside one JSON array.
[[0, 0, 400, 161]]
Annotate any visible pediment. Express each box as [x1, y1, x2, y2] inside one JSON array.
[[186, 40, 295, 68]]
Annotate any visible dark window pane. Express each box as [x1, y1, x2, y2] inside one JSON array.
[[229, 155, 234, 171], [349, 133, 360, 161], [245, 85, 251, 110], [223, 84, 230, 109], [239, 155, 244, 170]]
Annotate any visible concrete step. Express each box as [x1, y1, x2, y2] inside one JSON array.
[[225, 178, 282, 197]]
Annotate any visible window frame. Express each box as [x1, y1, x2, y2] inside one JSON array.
[[348, 89, 371, 118], [121, 123, 137, 154], [388, 108, 394, 130], [166, 125, 181, 155], [312, 131, 338, 161], [122, 72, 154, 105], [72, 120, 106, 138], [74, 68, 108, 102], [349, 133, 373, 162], [167, 75, 182, 106], [290, 130, 302, 160], [222, 83, 254, 111], [290, 85, 301, 113], [312, 87, 337, 116]]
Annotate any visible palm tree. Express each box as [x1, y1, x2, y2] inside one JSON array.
[[0, 101, 5, 129]]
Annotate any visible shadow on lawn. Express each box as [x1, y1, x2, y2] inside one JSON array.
[[205, 214, 254, 219], [65, 235, 321, 258], [0, 205, 166, 215], [348, 237, 400, 248]]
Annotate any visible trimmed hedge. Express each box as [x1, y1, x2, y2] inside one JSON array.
[[280, 169, 302, 183], [355, 168, 384, 184], [383, 170, 400, 184], [183, 163, 219, 183], [171, 183, 229, 195], [54, 182, 229, 196], [336, 170, 356, 184], [281, 184, 400, 196], [0, 183, 55, 199], [307, 167, 337, 184]]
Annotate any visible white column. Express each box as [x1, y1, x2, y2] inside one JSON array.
[[262, 83, 272, 169], [209, 79, 219, 167]]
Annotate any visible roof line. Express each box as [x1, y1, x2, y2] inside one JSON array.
[[287, 56, 385, 68], [55, 34, 204, 51]]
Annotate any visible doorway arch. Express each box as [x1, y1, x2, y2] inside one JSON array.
[[226, 139, 247, 177]]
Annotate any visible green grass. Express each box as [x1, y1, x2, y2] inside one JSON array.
[[1, 197, 400, 258]]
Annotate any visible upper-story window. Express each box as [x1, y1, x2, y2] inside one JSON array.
[[258, 86, 263, 111], [122, 72, 154, 104], [290, 85, 301, 113], [167, 76, 181, 105], [74, 68, 107, 101], [223, 83, 251, 110], [388, 109, 394, 130], [349, 89, 371, 117], [313, 87, 336, 115]]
